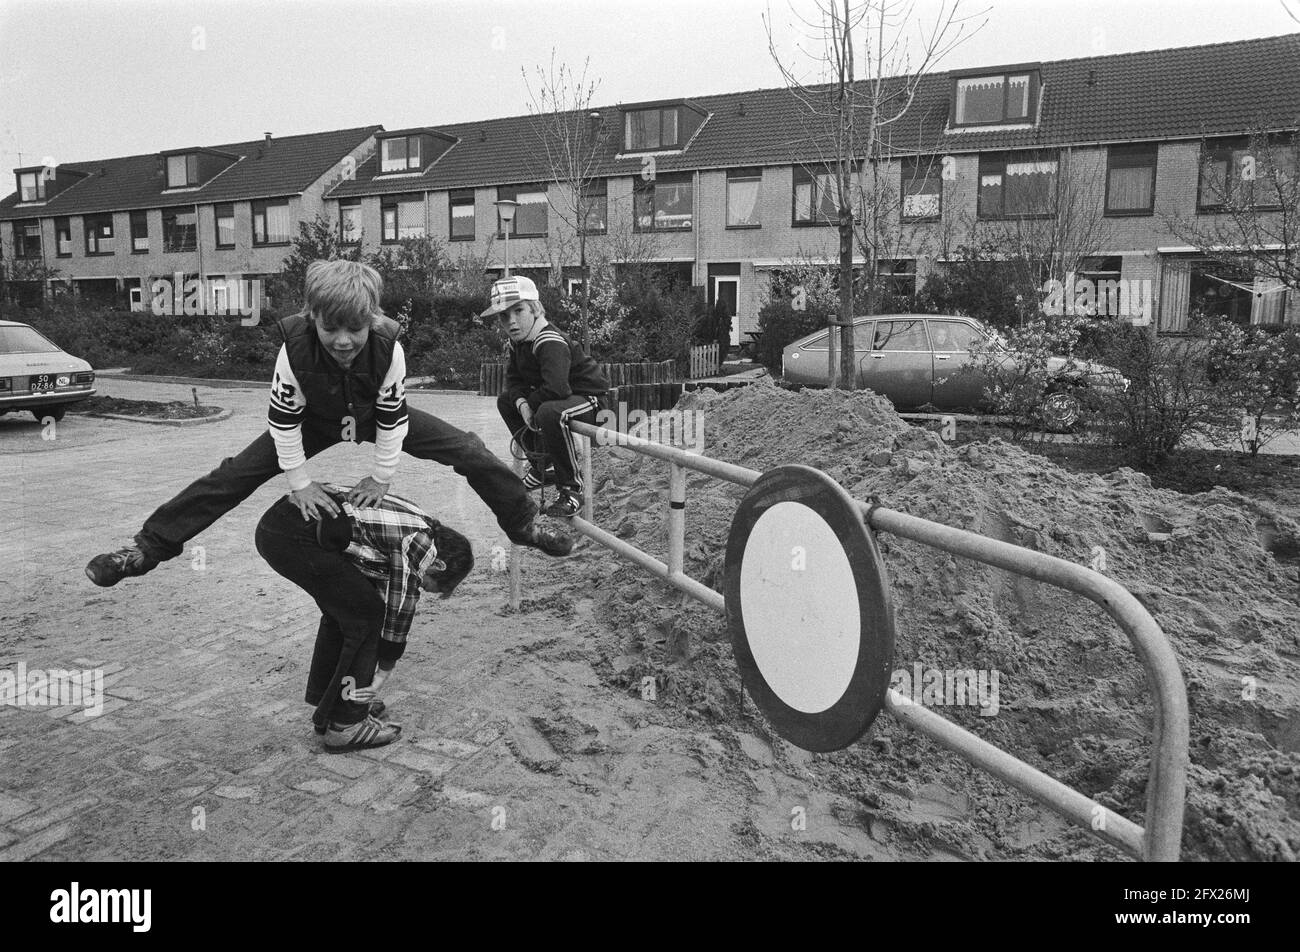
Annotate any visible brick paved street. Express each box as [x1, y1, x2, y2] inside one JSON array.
[[0, 378, 886, 861]]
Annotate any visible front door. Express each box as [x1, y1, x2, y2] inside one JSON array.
[[928, 318, 985, 410], [858, 318, 932, 409], [714, 277, 740, 346]]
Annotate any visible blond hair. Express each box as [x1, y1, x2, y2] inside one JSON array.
[[301, 259, 384, 330]]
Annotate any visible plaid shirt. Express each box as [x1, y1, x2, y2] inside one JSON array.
[[322, 484, 443, 651]]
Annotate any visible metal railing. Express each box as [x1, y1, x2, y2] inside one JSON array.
[[534, 418, 1189, 862]]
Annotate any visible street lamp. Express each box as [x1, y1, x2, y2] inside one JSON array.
[[494, 199, 520, 277]]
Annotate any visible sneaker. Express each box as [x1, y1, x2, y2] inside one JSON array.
[[521, 463, 557, 490], [323, 714, 401, 751], [543, 488, 582, 519], [85, 544, 159, 587], [313, 699, 386, 735], [506, 520, 574, 557]]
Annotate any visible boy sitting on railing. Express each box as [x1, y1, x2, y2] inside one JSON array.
[[485, 275, 610, 518]]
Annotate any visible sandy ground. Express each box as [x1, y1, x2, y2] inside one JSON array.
[[2, 377, 1297, 861]]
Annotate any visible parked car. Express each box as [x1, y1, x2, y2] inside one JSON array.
[[0, 321, 96, 421], [782, 314, 1126, 429]]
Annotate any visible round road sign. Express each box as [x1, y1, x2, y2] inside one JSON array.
[[725, 464, 895, 752]]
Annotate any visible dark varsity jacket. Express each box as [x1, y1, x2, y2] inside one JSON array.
[[267, 313, 409, 490], [503, 320, 610, 413]]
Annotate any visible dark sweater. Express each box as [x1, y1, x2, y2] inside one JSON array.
[[504, 323, 610, 411]]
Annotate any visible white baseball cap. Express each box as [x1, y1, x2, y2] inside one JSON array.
[[480, 275, 540, 318]]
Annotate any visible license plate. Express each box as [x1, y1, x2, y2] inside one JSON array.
[[29, 374, 54, 393]]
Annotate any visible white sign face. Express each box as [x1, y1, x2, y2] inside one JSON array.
[[739, 501, 861, 713]]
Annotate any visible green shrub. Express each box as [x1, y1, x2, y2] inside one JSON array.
[[755, 298, 832, 371]]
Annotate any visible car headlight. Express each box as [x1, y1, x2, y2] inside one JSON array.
[[0, 378, 9, 391], [74, 371, 94, 384], [56, 375, 71, 387]]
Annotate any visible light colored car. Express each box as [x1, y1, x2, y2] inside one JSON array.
[[0, 321, 96, 421], [782, 314, 1126, 428]]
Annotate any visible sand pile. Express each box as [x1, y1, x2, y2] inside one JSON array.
[[573, 380, 1300, 861]]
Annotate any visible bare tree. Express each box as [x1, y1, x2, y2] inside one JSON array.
[[975, 147, 1113, 317], [523, 53, 613, 349], [765, 0, 982, 388], [1165, 126, 1300, 321]]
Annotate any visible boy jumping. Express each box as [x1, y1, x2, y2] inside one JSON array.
[[486, 276, 610, 518], [87, 260, 571, 587]]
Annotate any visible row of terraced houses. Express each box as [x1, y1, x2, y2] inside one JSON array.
[[2, 33, 1298, 341]]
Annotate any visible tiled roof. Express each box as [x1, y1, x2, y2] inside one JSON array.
[[0, 126, 380, 221], [331, 32, 1300, 196], [5, 34, 1297, 216]]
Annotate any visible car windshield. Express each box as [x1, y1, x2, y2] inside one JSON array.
[[983, 327, 1009, 351], [0, 325, 60, 354]]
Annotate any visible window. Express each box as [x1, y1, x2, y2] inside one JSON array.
[[978, 153, 1058, 218], [449, 190, 474, 240], [624, 107, 680, 151], [793, 165, 837, 225], [18, 171, 45, 202], [1106, 144, 1157, 215], [953, 73, 1034, 126], [634, 173, 692, 231], [497, 185, 547, 237], [580, 179, 607, 235], [252, 199, 291, 245], [166, 154, 199, 188], [215, 203, 236, 248], [1199, 136, 1297, 210], [872, 320, 929, 351], [381, 194, 426, 242], [340, 200, 362, 244], [927, 320, 980, 352], [131, 211, 149, 252], [162, 207, 197, 252], [84, 213, 114, 254], [55, 218, 71, 257], [853, 321, 877, 349], [901, 159, 942, 221], [380, 136, 423, 173], [877, 259, 917, 300], [726, 168, 762, 228], [13, 219, 41, 258]]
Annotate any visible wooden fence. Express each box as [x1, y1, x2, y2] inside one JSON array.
[[479, 359, 676, 397], [688, 343, 720, 378], [479, 359, 683, 414]]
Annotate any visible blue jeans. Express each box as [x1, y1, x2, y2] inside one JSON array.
[[254, 497, 383, 729], [135, 406, 536, 561]]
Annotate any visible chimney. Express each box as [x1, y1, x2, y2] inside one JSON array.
[[264, 132, 273, 145]]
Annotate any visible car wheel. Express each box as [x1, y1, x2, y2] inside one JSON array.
[[32, 406, 66, 422], [1040, 390, 1081, 432]]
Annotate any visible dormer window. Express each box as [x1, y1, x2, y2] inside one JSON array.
[[167, 154, 200, 188], [952, 71, 1038, 127], [626, 108, 679, 152], [381, 136, 423, 173], [18, 171, 46, 202]]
